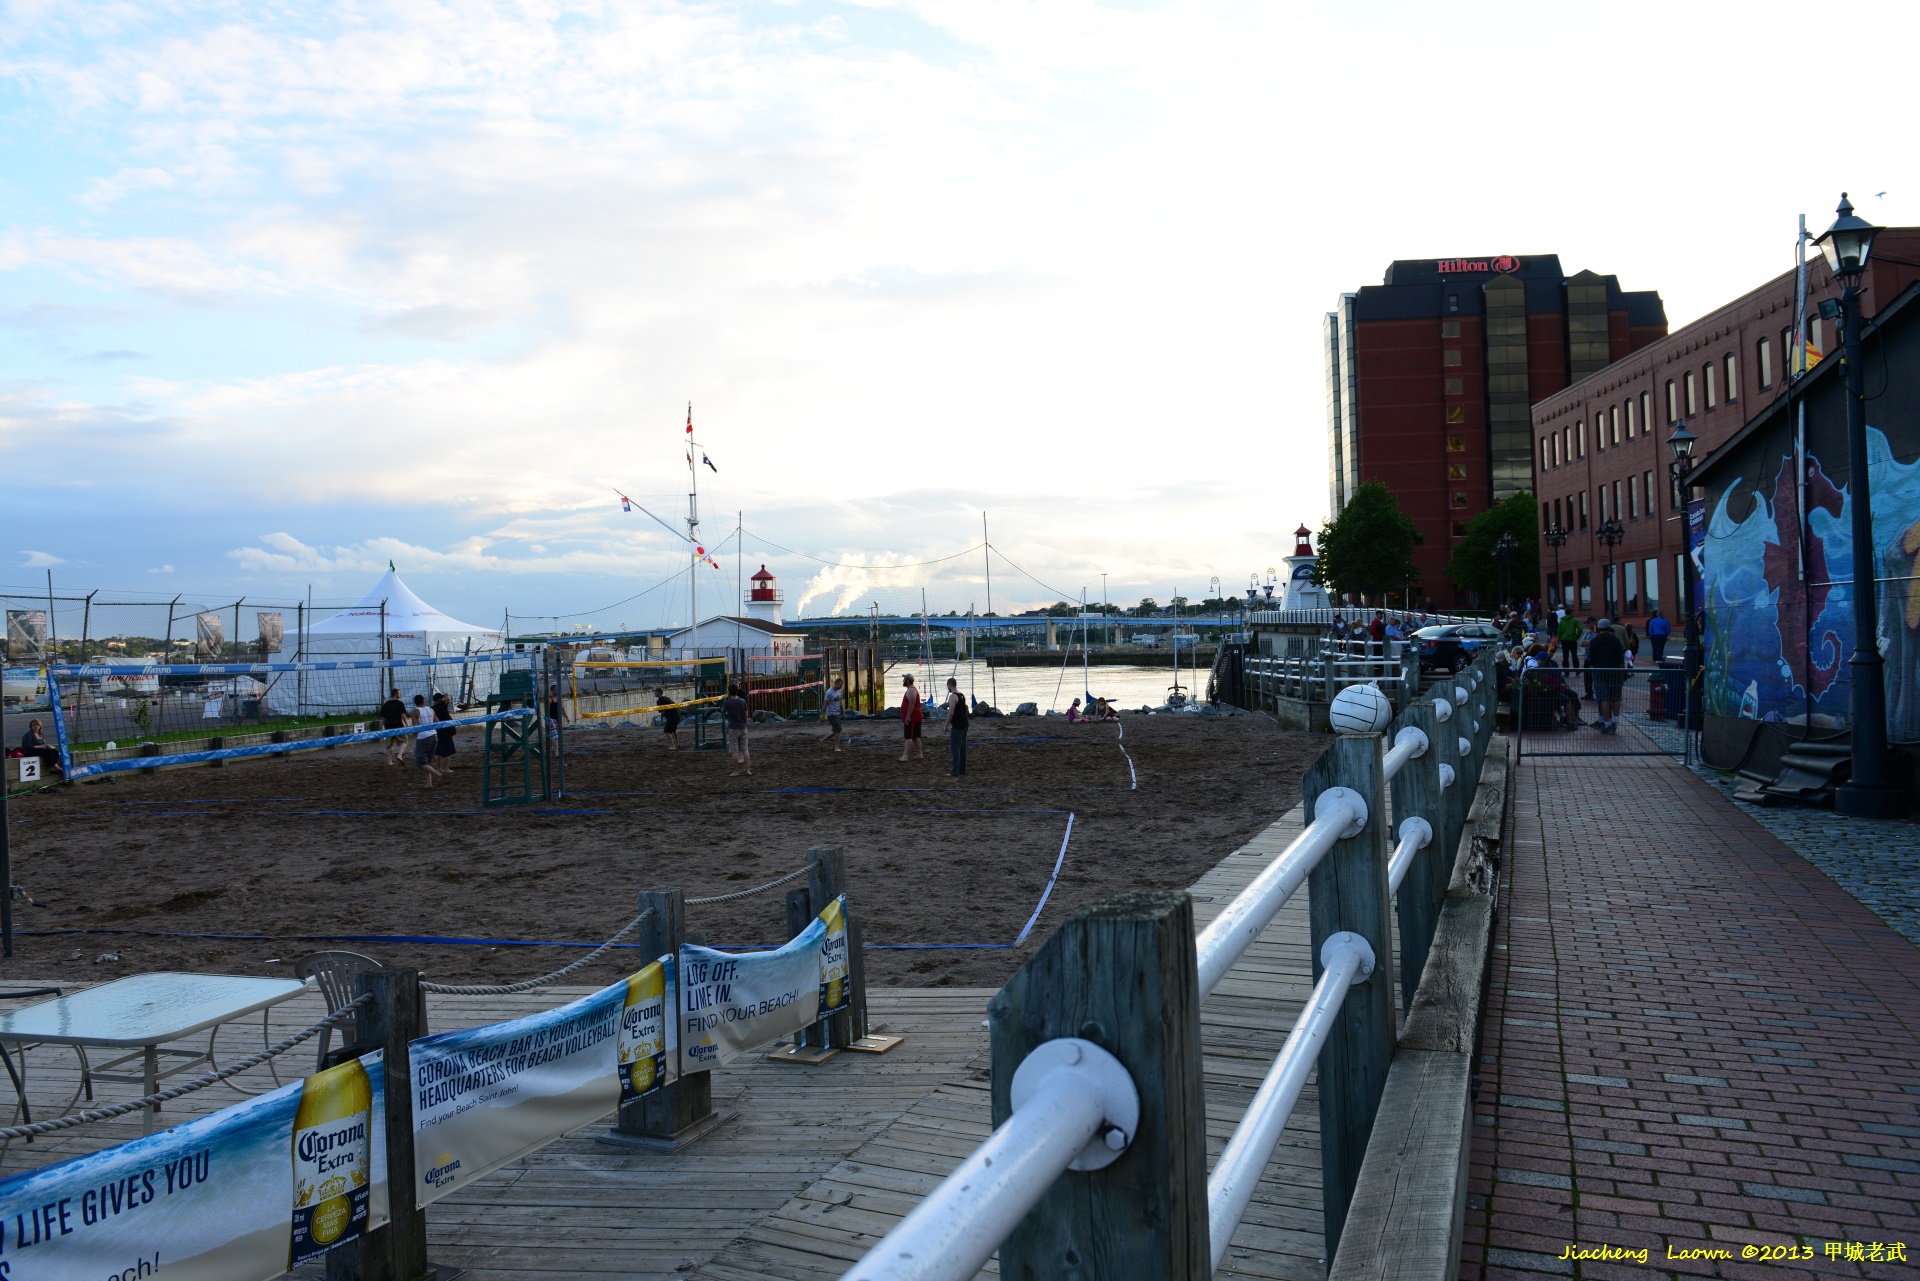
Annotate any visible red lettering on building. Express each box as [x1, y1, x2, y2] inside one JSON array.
[[1436, 256, 1521, 275]]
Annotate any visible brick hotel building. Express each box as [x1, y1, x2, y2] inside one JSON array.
[[1530, 230, 1920, 625], [1326, 256, 1667, 606]]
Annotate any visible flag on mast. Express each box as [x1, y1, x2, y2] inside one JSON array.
[[685, 402, 693, 435], [702, 453, 718, 473], [620, 496, 632, 512]]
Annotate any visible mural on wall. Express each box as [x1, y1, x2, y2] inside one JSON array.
[[1703, 424, 1920, 741]]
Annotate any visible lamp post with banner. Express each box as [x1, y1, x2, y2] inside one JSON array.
[[1813, 195, 1905, 817], [1668, 421, 1702, 730], [1543, 524, 1569, 611]]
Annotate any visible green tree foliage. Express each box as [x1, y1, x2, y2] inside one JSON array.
[[1130, 597, 1159, 616], [1444, 490, 1540, 602], [1311, 480, 1423, 600]]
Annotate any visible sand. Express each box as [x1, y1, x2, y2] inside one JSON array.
[[5, 712, 1325, 991]]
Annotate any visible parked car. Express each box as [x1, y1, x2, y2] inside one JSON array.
[[1413, 623, 1502, 673]]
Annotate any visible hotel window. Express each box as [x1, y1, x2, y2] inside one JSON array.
[[1550, 435, 1559, 467], [1612, 480, 1622, 521], [1625, 561, 1640, 614], [1758, 337, 1773, 389], [1724, 354, 1737, 402], [1685, 370, 1698, 415], [1597, 485, 1607, 523], [1451, 521, 1470, 538], [1666, 379, 1678, 422], [1578, 567, 1591, 609], [1446, 434, 1465, 452], [1578, 490, 1588, 530], [1451, 491, 1470, 509], [1639, 391, 1649, 436], [1577, 421, 1586, 458], [1628, 476, 1638, 519], [1704, 363, 1717, 409], [1782, 328, 1793, 372], [1541, 438, 1551, 470], [1445, 377, 1464, 395], [1443, 349, 1463, 367], [1447, 293, 1459, 313], [1643, 559, 1659, 613], [1447, 462, 1468, 480], [1442, 319, 1461, 337], [1610, 405, 1621, 446], [1563, 427, 1572, 461], [1643, 470, 1654, 517], [1447, 405, 1465, 423], [1542, 502, 1552, 531]]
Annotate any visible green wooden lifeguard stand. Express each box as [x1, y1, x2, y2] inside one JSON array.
[[482, 667, 548, 806]]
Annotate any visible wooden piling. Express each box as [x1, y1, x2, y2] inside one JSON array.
[[1305, 734, 1396, 1260], [989, 890, 1209, 1279], [332, 966, 435, 1281]]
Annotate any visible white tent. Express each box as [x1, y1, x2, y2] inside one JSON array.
[[266, 569, 508, 714]]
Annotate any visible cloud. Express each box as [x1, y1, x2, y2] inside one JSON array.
[[146, 564, 174, 573], [20, 551, 66, 568]]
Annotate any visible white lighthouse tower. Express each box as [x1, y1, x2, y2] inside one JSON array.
[[745, 564, 784, 625], [1278, 525, 1329, 612]]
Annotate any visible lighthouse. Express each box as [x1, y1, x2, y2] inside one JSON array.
[[745, 565, 784, 625], [1278, 525, 1329, 611]]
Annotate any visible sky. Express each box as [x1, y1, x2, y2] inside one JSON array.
[[4, 0, 1918, 635]]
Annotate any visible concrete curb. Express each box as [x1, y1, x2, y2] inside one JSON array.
[[1328, 737, 1511, 1281]]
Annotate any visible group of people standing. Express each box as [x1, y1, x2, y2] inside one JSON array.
[[1499, 608, 1672, 735], [895, 673, 970, 776]]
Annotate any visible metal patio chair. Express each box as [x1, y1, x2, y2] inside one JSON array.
[[294, 952, 381, 1071]]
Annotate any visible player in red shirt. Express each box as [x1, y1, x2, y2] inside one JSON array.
[[897, 674, 924, 763]]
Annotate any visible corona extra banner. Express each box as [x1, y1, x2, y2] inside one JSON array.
[[0, 1053, 388, 1281], [680, 895, 846, 1072]]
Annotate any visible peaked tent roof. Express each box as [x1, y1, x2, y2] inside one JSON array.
[[308, 569, 500, 637]]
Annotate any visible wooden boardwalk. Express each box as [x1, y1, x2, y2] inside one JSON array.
[[0, 803, 1344, 1280], [693, 805, 1336, 1281]]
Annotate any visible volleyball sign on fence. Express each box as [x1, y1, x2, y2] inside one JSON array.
[[679, 895, 846, 1070], [0, 1052, 389, 1281]]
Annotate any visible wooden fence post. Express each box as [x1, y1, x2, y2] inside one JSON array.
[[330, 967, 436, 1281], [1388, 700, 1443, 1009], [602, 887, 728, 1150], [989, 890, 1209, 1279], [1305, 734, 1395, 1260], [806, 847, 853, 1048]]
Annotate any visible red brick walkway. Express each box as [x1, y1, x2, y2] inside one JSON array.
[[1459, 749, 1920, 1280]]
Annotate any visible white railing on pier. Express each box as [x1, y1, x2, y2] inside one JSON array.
[[842, 1039, 1137, 1281], [840, 646, 1501, 1280]]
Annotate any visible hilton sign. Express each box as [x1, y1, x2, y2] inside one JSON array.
[[1436, 256, 1520, 275]]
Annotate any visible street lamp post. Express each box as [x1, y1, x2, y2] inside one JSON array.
[[1543, 524, 1570, 611], [1595, 518, 1625, 617], [1668, 421, 1703, 728], [1491, 532, 1518, 610], [1815, 194, 1905, 818]]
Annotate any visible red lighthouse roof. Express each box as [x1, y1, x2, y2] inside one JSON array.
[[1293, 525, 1314, 557], [749, 564, 779, 602]]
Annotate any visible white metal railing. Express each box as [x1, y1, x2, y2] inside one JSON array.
[[1206, 932, 1375, 1273], [842, 1038, 1137, 1281], [842, 650, 1497, 1280]]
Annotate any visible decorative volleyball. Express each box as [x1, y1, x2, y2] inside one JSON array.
[[1329, 683, 1393, 734]]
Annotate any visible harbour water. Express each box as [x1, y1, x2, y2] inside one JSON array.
[[890, 657, 1209, 713]]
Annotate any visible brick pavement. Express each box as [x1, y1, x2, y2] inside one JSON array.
[[1459, 747, 1920, 1281]]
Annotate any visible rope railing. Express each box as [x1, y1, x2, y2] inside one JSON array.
[[420, 909, 655, 995], [685, 864, 811, 906], [0, 996, 372, 1141]]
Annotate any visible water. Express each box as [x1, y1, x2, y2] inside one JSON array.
[[892, 656, 1206, 713]]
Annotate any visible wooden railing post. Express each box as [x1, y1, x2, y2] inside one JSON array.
[[602, 887, 727, 1150], [1388, 700, 1443, 1009], [1305, 734, 1396, 1259], [989, 891, 1209, 1278], [330, 967, 435, 1281]]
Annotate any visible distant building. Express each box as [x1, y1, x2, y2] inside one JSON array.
[[1326, 255, 1667, 604], [1530, 229, 1920, 623], [665, 566, 804, 657]]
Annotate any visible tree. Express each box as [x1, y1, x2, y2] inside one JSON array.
[[1312, 480, 1423, 601], [1131, 597, 1159, 616], [1444, 490, 1539, 603]]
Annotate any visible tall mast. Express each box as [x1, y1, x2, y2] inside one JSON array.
[[687, 401, 699, 660]]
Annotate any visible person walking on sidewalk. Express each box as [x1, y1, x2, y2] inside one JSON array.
[[1647, 609, 1672, 663], [898, 674, 924, 762], [944, 677, 969, 777], [722, 683, 751, 776], [1587, 617, 1627, 732]]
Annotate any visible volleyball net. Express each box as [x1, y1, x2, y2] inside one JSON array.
[[569, 657, 730, 722], [44, 653, 540, 780]]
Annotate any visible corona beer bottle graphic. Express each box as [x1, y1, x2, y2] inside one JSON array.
[[290, 1057, 373, 1268], [618, 962, 667, 1105], [818, 897, 848, 1013]]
